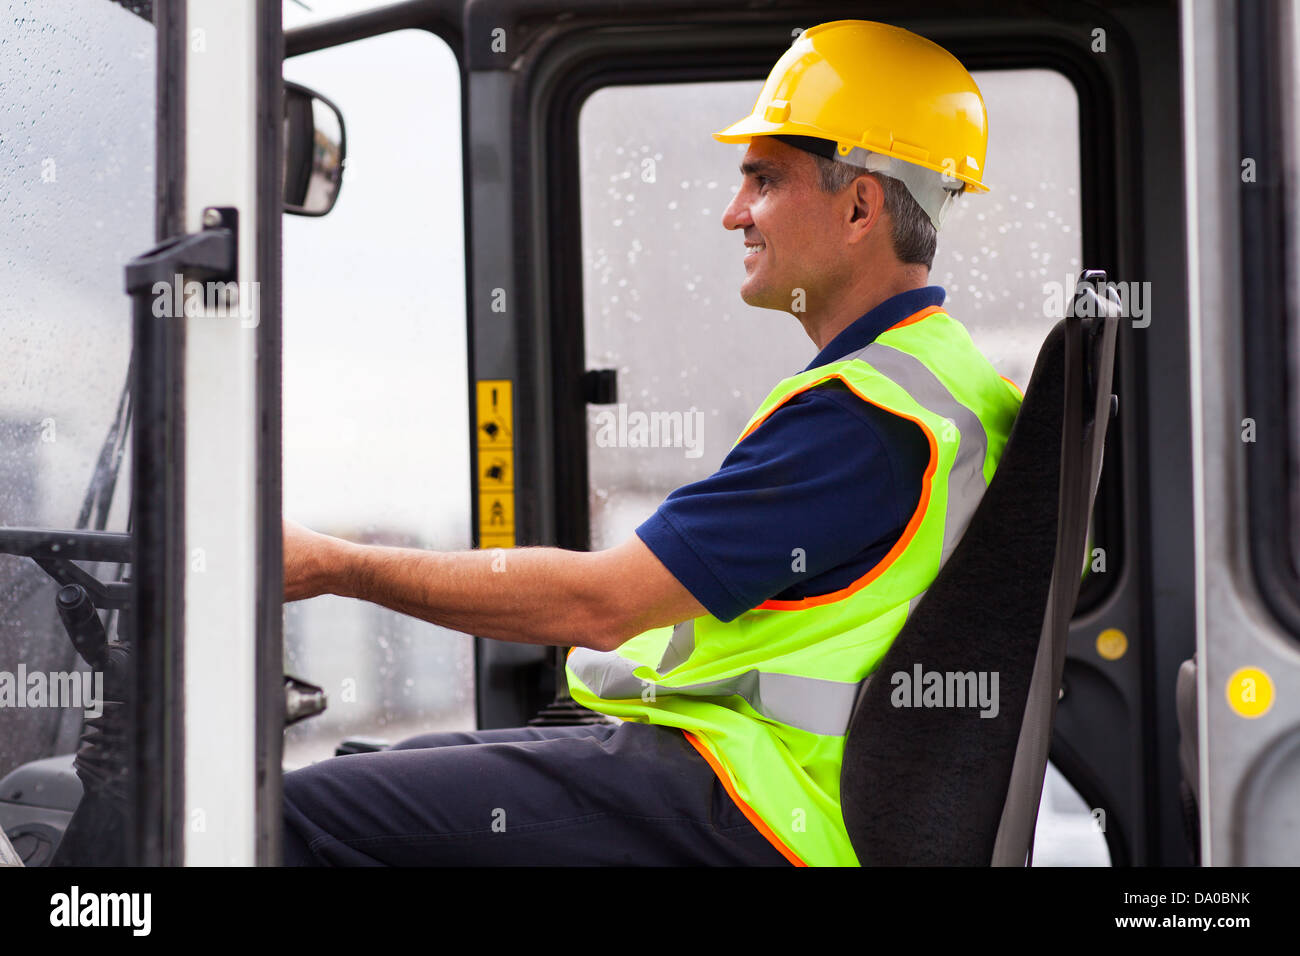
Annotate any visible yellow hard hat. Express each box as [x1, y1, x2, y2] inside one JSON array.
[[714, 20, 989, 193]]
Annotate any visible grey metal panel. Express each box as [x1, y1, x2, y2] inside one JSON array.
[[468, 68, 553, 727], [469, 71, 521, 381], [1182, 0, 1300, 865], [1234, 728, 1300, 864]]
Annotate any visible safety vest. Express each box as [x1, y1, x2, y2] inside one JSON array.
[[566, 304, 1023, 866]]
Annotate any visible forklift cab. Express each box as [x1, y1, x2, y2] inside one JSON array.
[[1, 0, 1297, 870]]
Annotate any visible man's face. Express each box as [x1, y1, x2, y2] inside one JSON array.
[[721, 136, 848, 312]]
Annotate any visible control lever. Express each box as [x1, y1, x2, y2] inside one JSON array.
[[56, 583, 108, 669], [55, 583, 131, 702]]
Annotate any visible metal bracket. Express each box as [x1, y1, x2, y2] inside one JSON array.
[[583, 368, 618, 405], [0, 528, 133, 610], [124, 206, 237, 296]]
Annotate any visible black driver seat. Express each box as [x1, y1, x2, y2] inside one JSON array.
[[840, 270, 1119, 866]]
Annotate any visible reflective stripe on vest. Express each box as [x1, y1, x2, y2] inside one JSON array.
[[566, 307, 1023, 866], [568, 638, 860, 737]]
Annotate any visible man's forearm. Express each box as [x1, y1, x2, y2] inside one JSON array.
[[310, 536, 622, 649]]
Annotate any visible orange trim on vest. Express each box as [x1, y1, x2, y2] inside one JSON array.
[[736, 303, 944, 446], [735, 303, 947, 612], [1000, 374, 1024, 399], [742, 372, 939, 611], [883, 303, 945, 331], [681, 729, 807, 867]]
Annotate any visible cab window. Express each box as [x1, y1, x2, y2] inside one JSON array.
[[282, 28, 474, 766], [0, 0, 152, 866]]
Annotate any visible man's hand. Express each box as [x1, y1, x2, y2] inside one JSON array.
[[283, 518, 346, 602]]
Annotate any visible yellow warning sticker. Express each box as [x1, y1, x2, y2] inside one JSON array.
[[1226, 666, 1275, 719], [476, 380, 515, 548], [477, 380, 513, 449]]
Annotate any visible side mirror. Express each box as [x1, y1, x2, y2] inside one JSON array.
[[283, 80, 346, 216]]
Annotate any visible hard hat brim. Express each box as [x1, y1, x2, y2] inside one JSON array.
[[713, 114, 807, 144], [714, 117, 990, 193]]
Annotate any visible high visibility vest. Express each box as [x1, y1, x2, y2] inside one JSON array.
[[566, 305, 1024, 866]]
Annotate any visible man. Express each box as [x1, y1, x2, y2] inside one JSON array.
[[281, 20, 1022, 867]]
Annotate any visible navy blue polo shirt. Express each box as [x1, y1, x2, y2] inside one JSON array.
[[635, 286, 942, 623]]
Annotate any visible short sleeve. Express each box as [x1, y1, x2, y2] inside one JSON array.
[[635, 384, 929, 622]]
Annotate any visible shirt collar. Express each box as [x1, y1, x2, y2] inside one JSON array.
[[803, 286, 947, 372]]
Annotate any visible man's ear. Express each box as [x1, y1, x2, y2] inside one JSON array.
[[847, 173, 886, 242]]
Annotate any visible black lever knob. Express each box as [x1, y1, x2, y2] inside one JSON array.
[[56, 583, 108, 670]]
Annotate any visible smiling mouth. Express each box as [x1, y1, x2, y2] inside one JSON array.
[[744, 242, 766, 257]]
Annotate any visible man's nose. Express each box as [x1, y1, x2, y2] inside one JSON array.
[[721, 186, 751, 231]]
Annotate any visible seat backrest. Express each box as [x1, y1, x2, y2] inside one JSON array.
[[841, 273, 1118, 865]]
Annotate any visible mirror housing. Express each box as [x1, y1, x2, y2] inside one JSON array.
[[283, 80, 346, 216]]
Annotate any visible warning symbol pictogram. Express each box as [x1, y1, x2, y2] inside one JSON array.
[[477, 380, 513, 449]]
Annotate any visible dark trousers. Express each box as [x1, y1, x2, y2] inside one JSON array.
[[281, 721, 792, 866]]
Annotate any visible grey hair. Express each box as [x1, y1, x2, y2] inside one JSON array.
[[812, 155, 959, 270]]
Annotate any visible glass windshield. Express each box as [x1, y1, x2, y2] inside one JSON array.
[[0, 0, 154, 866]]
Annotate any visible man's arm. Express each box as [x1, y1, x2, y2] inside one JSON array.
[[283, 519, 706, 652]]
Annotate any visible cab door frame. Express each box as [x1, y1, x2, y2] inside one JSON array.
[[136, 0, 286, 865], [468, 0, 1194, 866]]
